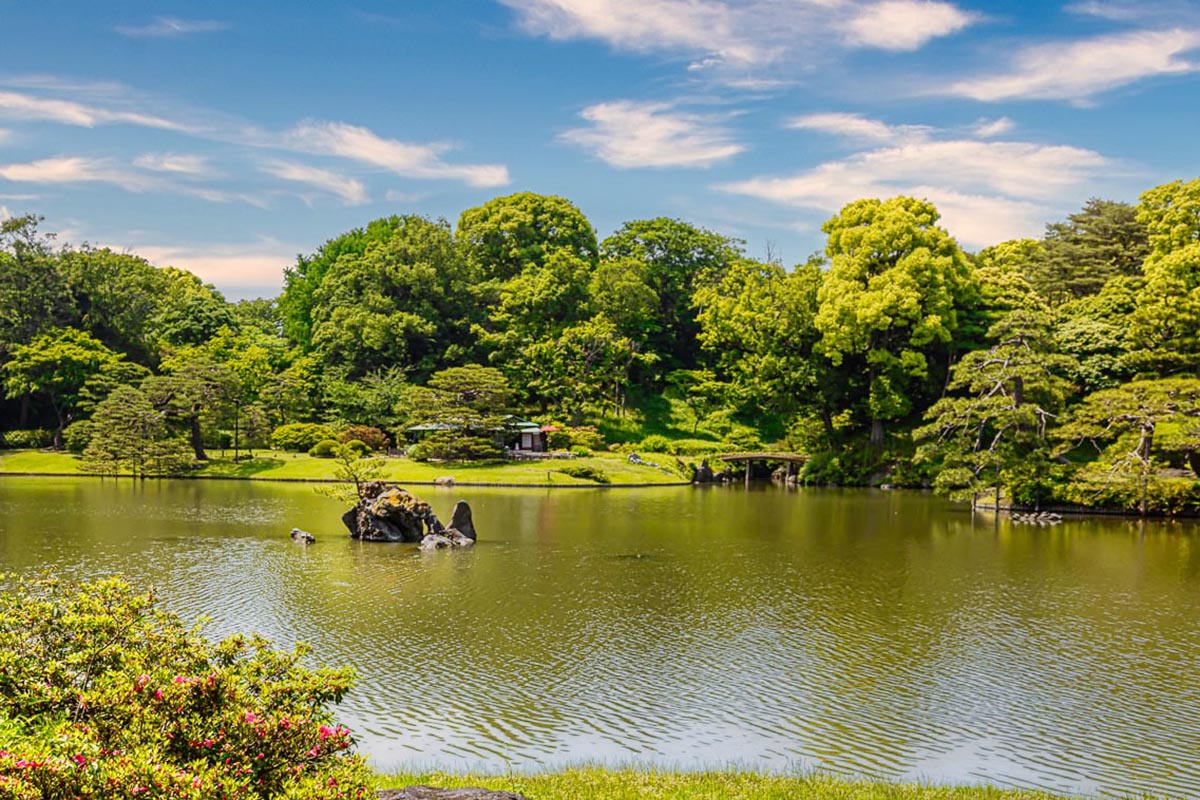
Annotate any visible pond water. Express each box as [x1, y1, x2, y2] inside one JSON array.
[[1, 477, 1198, 797]]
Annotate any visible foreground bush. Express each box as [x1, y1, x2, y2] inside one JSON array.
[[0, 576, 372, 800], [0, 429, 54, 450]]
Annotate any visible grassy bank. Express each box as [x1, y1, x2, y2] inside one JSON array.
[[379, 768, 1064, 799], [0, 449, 687, 486]]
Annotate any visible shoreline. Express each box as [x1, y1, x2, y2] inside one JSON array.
[[0, 470, 691, 489]]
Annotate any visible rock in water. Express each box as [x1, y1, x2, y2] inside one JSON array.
[[343, 482, 442, 543], [378, 788, 527, 800], [418, 530, 475, 550], [448, 500, 477, 541], [693, 458, 714, 484], [290, 527, 315, 544]]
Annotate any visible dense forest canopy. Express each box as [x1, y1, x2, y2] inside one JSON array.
[[4, 177, 1200, 513]]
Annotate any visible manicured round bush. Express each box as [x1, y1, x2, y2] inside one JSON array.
[[638, 434, 671, 453], [342, 439, 371, 458], [62, 420, 95, 454], [337, 426, 390, 451], [0, 576, 372, 800], [308, 438, 341, 458], [271, 423, 336, 452]]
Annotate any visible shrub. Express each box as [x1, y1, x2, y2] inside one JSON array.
[[337, 426, 390, 451], [662, 438, 725, 456], [308, 438, 341, 458], [0, 429, 54, 449], [408, 431, 501, 462], [721, 428, 763, 451], [271, 422, 336, 452], [62, 420, 94, 454], [342, 439, 371, 458], [547, 426, 606, 452], [569, 445, 592, 457], [638, 434, 671, 453], [0, 576, 372, 800], [556, 464, 611, 483]]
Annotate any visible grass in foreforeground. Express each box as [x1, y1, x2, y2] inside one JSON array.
[[379, 768, 1066, 800], [0, 449, 686, 485]]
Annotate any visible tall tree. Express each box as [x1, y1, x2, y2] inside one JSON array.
[[143, 356, 237, 460], [815, 197, 976, 448], [2, 328, 121, 448], [1036, 198, 1150, 302], [81, 385, 191, 478], [456, 192, 598, 285], [601, 218, 741, 372]]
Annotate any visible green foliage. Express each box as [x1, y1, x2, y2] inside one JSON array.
[[308, 439, 341, 458], [271, 422, 336, 452], [0, 576, 372, 800], [0, 429, 54, 449], [407, 430, 502, 462], [342, 439, 370, 457], [638, 434, 672, 453], [1036, 198, 1149, 302], [81, 385, 193, 478], [337, 426, 390, 451], [555, 463, 611, 483], [457, 192, 598, 284]]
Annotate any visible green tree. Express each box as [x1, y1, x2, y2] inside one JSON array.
[[456, 192, 598, 284], [916, 310, 1075, 509], [601, 218, 741, 371], [152, 269, 236, 347], [2, 327, 121, 448], [280, 215, 407, 348], [81, 384, 191, 477], [143, 355, 237, 460], [1129, 178, 1200, 374], [1037, 198, 1150, 302], [310, 216, 471, 378], [1055, 378, 1200, 515], [815, 197, 976, 448]]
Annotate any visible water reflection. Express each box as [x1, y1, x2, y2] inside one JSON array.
[[1, 478, 1198, 797]]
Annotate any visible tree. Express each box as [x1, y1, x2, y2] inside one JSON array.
[[1055, 275, 1140, 393], [81, 385, 191, 477], [280, 215, 408, 348], [815, 197, 976, 448], [916, 310, 1075, 509], [1055, 378, 1200, 515], [143, 355, 237, 460], [406, 365, 513, 459], [1036, 198, 1149, 302], [601, 218, 741, 371], [2, 327, 121, 448], [456, 192, 598, 285], [310, 216, 471, 379], [665, 369, 725, 434], [1129, 178, 1200, 374]]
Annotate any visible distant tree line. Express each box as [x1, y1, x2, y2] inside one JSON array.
[[4, 178, 1200, 513]]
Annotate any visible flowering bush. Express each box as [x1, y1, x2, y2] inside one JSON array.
[[336, 427, 390, 452], [0, 576, 373, 800]]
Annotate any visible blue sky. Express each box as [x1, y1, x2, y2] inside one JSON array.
[[1, 0, 1198, 298]]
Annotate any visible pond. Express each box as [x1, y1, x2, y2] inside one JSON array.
[[1, 477, 1198, 797]]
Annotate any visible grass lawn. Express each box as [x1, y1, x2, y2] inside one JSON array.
[[0, 449, 686, 486], [379, 768, 1064, 799]]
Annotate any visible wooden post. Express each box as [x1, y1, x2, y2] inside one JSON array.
[[745, 460, 751, 489]]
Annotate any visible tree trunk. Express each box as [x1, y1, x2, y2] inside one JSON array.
[[18, 394, 29, 428], [190, 416, 207, 461], [870, 418, 884, 450]]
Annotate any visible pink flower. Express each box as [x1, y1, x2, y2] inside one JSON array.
[[244, 712, 258, 724], [318, 724, 333, 740], [153, 689, 164, 701]]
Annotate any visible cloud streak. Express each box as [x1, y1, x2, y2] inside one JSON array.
[[115, 17, 228, 38], [945, 28, 1200, 101], [260, 160, 369, 205], [562, 100, 744, 168]]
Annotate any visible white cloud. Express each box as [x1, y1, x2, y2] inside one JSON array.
[[945, 28, 1200, 101], [971, 117, 1014, 138], [0, 205, 9, 220], [0, 89, 189, 131], [130, 238, 296, 295], [133, 152, 213, 176], [115, 17, 228, 38], [0, 156, 267, 207], [281, 121, 509, 188], [260, 160, 369, 206], [562, 100, 744, 168], [501, 0, 975, 80], [785, 112, 930, 143], [718, 115, 1111, 247], [842, 0, 975, 51]]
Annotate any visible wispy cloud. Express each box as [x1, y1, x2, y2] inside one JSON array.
[[945, 28, 1200, 102], [501, 0, 976, 82], [785, 112, 930, 144], [0, 89, 190, 131], [719, 114, 1111, 247], [842, 1, 976, 52], [132, 152, 214, 177], [971, 117, 1015, 138], [115, 17, 228, 38], [562, 100, 743, 168], [280, 120, 509, 187], [129, 238, 296, 294], [260, 160, 369, 205]]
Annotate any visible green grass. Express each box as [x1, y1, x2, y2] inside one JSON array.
[[379, 768, 1065, 799], [0, 449, 685, 485]]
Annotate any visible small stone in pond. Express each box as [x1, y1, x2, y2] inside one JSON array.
[[290, 528, 315, 544]]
